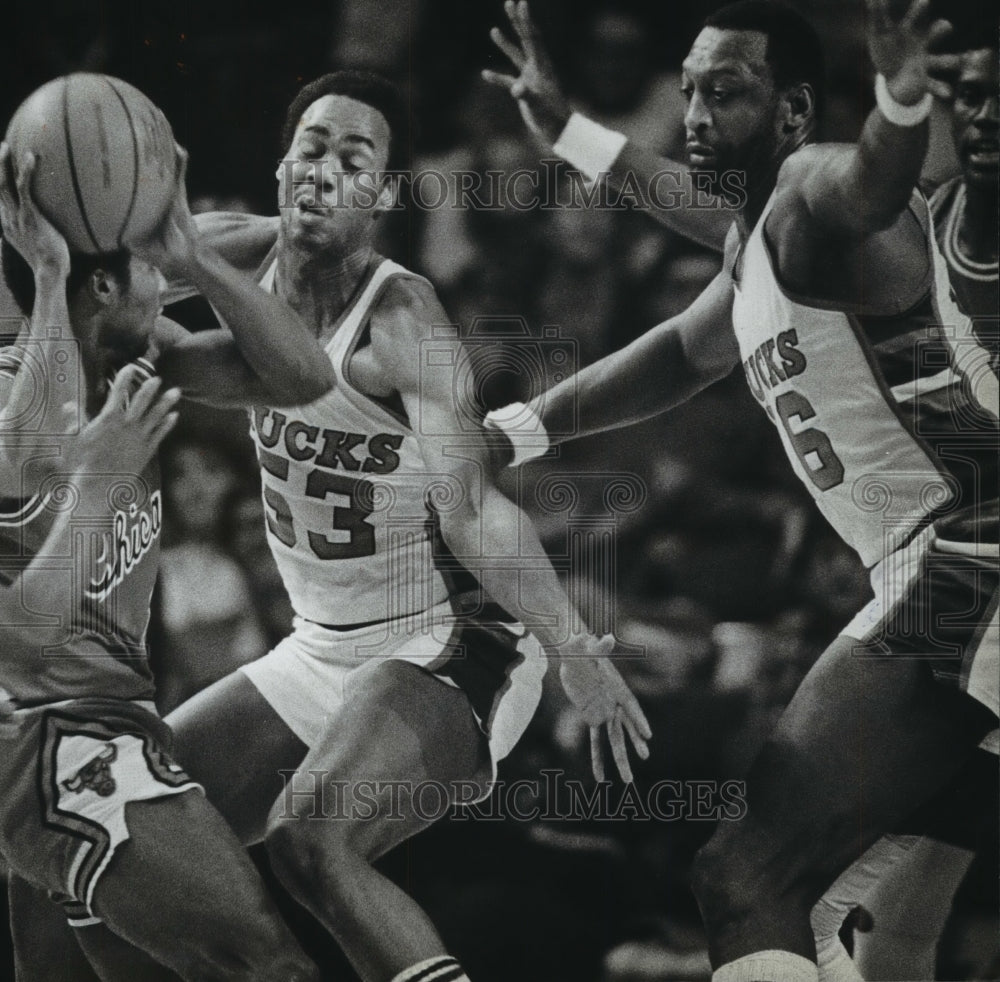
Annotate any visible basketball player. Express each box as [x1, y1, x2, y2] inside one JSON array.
[[809, 20, 999, 980], [0, 146, 324, 981], [485, 2, 999, 980], [929, 30, 998, 362], [130, 70, 649, 982]]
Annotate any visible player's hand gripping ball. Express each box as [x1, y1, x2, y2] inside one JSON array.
[[5, 74, 176, 254]]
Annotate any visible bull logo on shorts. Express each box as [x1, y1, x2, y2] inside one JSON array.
[[62, 743, 118, 797]]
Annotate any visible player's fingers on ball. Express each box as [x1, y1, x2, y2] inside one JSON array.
[[589, 726, 605, 783], [14, 152, 36, 198], [490, 27, 526, 69], [174, 144, 190, 180], [0, 143, 12, 194]]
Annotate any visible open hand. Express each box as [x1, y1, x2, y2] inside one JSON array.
[[482, 1, 573, 148], [867, 0, 959, 103], [558, 634, 652, 783]]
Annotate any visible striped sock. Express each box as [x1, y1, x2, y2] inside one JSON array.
[[390, 955, 470, 982], [714, 951, 818, 982]]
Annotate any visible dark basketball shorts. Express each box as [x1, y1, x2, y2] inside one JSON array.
[[0, 698, 200, 927], [842, 501, 999, 749]]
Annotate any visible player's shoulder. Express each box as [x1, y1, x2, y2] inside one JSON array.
[[775, 142, 851, 188], [372, 264, 446, 338]]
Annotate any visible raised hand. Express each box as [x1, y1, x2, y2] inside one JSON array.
[[130, 145, 200, 276], [867, 0, 960, 103], [70, 366, 180, 476], [482, 0, 573, 147], [0, 144, 70, 276], [558, 634, 652, 783]]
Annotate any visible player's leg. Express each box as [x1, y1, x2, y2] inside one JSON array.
[[8, 875, 102, 982], [849, 744, 996, 981], [166, 669, 308, 844], [851, 837, 974, 980], [75, 923, 183, 982], [690, 634, 996, 979], [265, 658, 491, 982], [810, 834, 916, 982], [90, 789, 319, 982]]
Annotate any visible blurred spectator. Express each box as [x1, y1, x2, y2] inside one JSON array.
[[153, 432, 267, 713]]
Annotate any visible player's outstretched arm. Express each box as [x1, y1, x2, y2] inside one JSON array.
[[137, 148, 333, 407], [488, 267, 738, 457], [0, 145, 79, 498], [0, 368, 178, 651], [791, 0, 960, 235], [483, 0, 733, 253], [377, 277, 651, 782]]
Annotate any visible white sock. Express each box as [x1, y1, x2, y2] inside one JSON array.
[[390, 955, 470, 982], [815, 939, 865, 982], [713, 951, 819, 982], [810, 833, 917, 982]]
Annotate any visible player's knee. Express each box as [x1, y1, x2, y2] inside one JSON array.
[[266, 820, 359, 904], [692, 828, 818, 932], [690, 834, 742, 925], [691, 829, 772, 929]]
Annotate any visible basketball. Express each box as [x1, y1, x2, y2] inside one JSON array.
[[5, 74, 176, 254]]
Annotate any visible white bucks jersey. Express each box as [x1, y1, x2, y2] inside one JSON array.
[[249, 259, 449, 624], [731, 193, 999, 568]]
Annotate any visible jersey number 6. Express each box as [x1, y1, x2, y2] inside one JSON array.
[[775, 390, 845, 492]]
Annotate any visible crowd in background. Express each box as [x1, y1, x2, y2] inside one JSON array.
[[0, 1, 996, 978]]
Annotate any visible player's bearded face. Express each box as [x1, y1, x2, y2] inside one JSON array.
[[682, 29, 784, 193], [277, 95, 393, 251], [950, 48, 999, 191]]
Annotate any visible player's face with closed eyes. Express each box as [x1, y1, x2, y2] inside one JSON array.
[[278, 94, 392, 251], [681, 28, 783, 190]]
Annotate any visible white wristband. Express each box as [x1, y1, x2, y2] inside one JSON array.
[[552, 112, 627, 181], [874, 73, 932, 127], [483, 401, 550, 467]]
